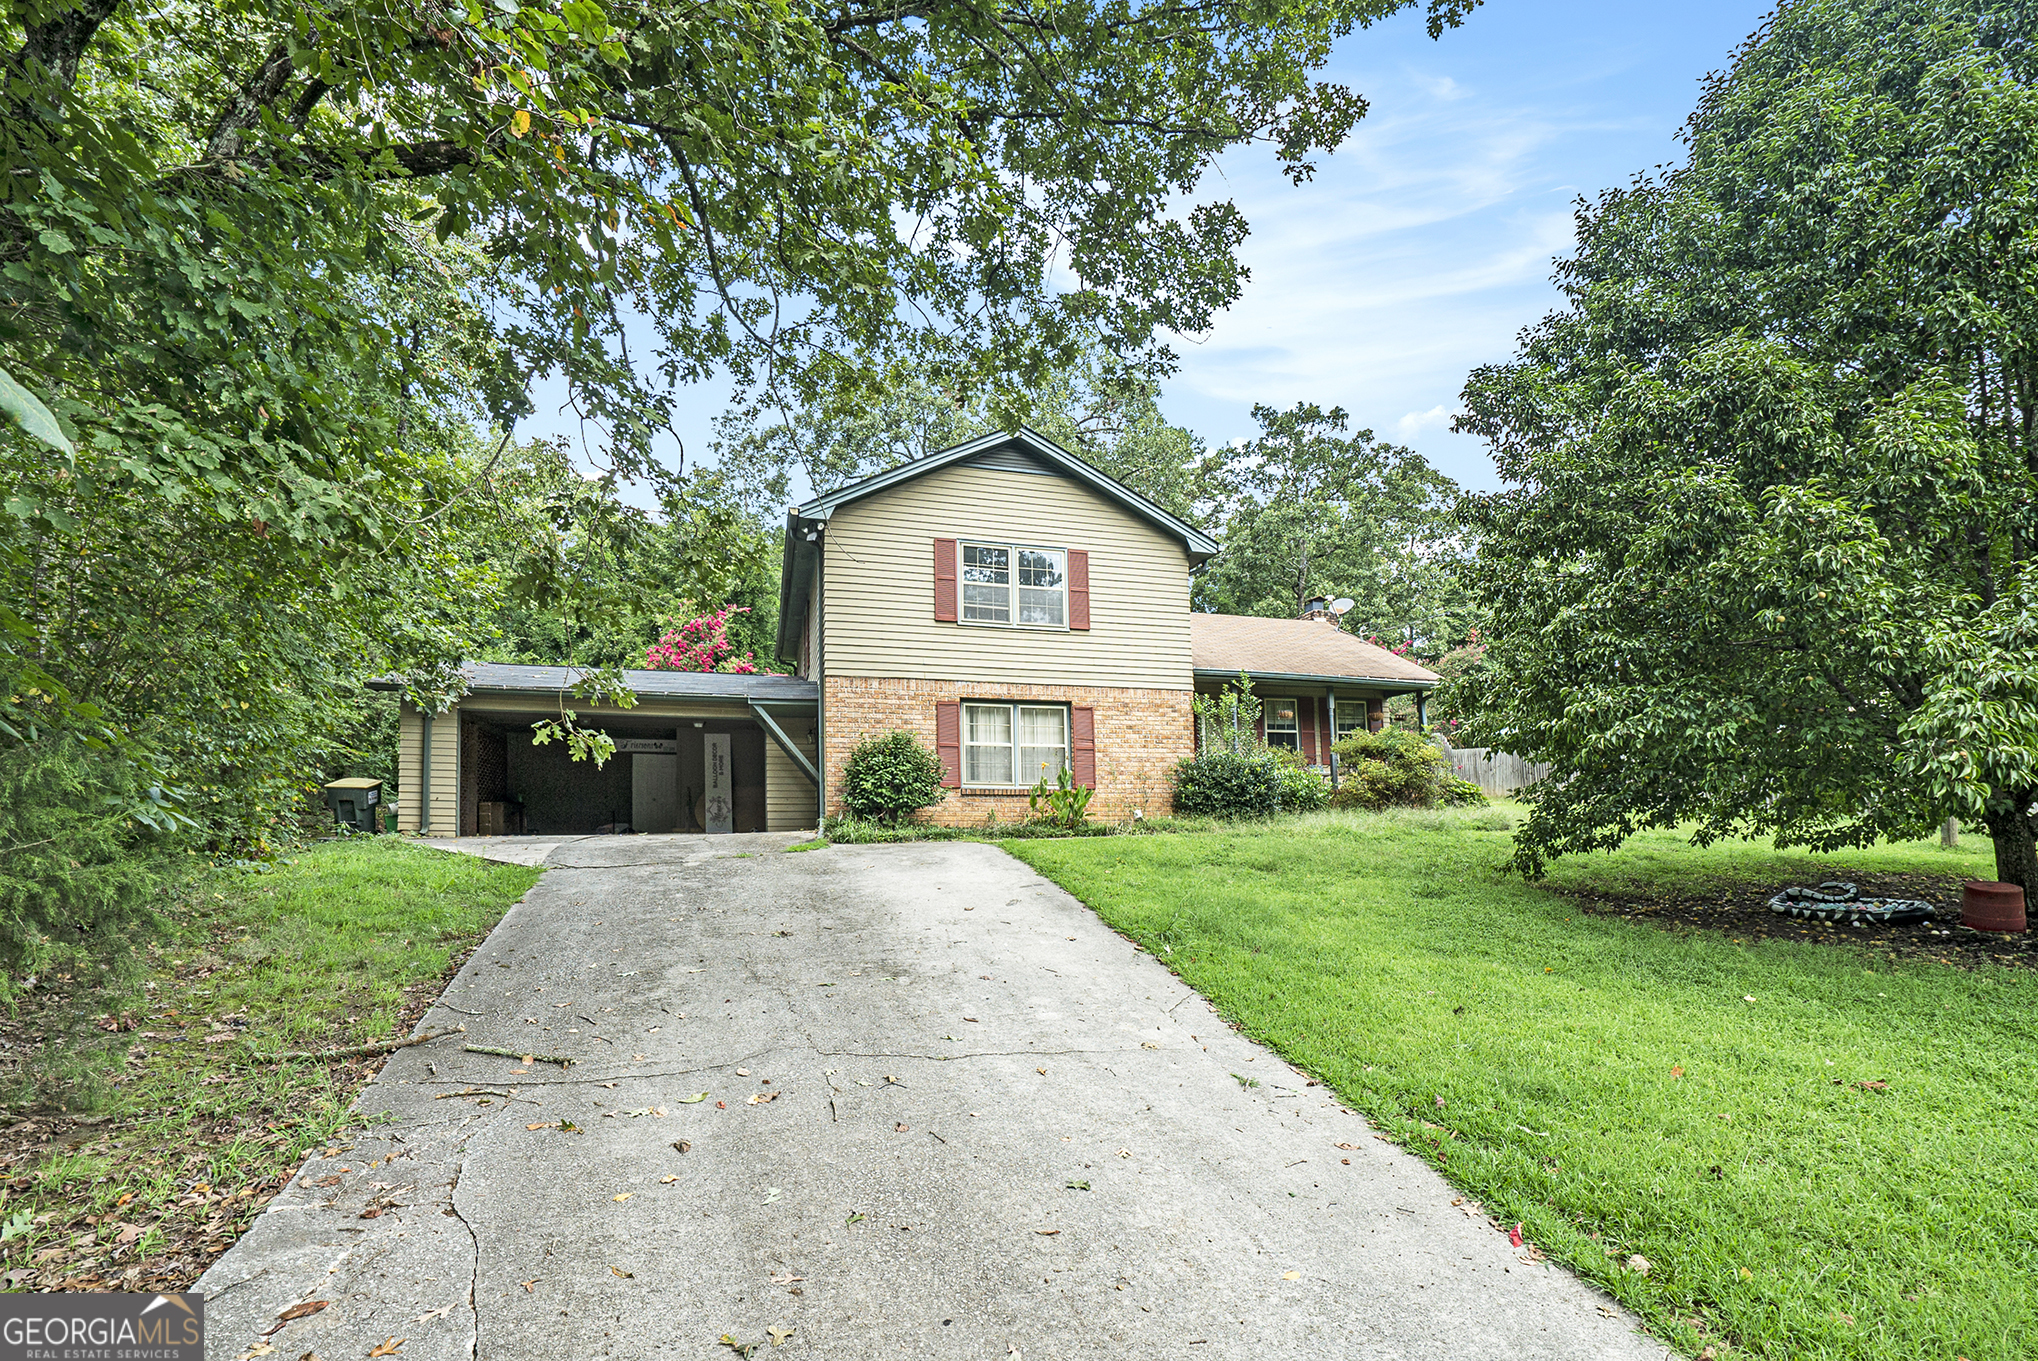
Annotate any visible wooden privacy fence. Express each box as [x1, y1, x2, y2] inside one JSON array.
[[1440, 744, 1551, 797]]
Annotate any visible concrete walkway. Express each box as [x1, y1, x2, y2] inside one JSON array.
[[198, 837, 1666, 1360]]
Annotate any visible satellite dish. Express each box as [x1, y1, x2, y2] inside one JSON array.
[[1330, 597, 1355, 614]]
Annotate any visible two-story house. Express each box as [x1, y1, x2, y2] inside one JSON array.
[[388, 428, 1438, 835]]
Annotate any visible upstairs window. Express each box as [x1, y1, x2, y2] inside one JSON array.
[[961, 542, 1066, 628]]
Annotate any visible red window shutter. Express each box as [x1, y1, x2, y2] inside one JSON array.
[[1067, 549, 1090, 630], [933, 538, 958, 622], [1070, 706, 1097, 788], [935, 701, 962, 788]]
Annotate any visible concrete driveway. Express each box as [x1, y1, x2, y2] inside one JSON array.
[[198, 836, 1666, 1360]]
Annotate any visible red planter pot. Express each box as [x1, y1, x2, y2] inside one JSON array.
[[1962, 880, 2028, 934]]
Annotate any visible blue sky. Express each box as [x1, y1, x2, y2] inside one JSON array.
[[523, 2, 1776, 495], [1157, 0, 1775, 491]]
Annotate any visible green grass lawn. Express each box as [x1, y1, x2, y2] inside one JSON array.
[[1008, 809, 2036, 1361], [0, 837, 539, 1291]]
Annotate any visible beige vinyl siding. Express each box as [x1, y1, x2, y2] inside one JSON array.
[[822, 464, 1192, 689], [398, 702, 461, 836], [765, 730, 820, 831]]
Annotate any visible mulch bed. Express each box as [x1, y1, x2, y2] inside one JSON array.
[[0, 941, 482, 1293], [1554, 868, 2036, 971]]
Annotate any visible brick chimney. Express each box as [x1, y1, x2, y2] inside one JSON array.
[[1300, 595, 1332, 623]]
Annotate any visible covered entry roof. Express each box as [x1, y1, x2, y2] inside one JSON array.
[[453, 663, 816, 704], [1190, 615, 1440, 692]]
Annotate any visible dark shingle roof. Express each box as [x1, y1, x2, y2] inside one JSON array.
[[461, 662, 817, 703]]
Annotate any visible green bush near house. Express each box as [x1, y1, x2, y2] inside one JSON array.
[[1329, 728, 1485, 810], [838, 731, 948, 823], [1270, 747, 1329, 812], [1170, 750, 1282, 820]]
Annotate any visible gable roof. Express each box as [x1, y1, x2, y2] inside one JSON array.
[[1190, 614, 1440, 691], [793, 427, 1219, 559], [775, 427, 1219, 663]]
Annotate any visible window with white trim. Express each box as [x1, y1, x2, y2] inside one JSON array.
[[961, 542, 1065, 627], [963, 702, 1068, 786], [1333, 700, 1367, 741], [1265, 697, 1301, 750]]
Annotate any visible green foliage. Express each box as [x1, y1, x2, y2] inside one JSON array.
[[1328, 729, 1476, 810], [1028, 763, 1095, 830], [711, 353, 1205, 516], [0, 368, 70, 454], [1170, 750, 1282, 820], [1191, 672, 1265, 754], [1424, 643, 1488, 741], [1458, 0, 2038, 886], [1010, 813, 2031, 1361], [838, 732, 948, 823], [1193, 402, 1476, 652], [1270, 747, 1330, 811], [0, 736, 175, 993]]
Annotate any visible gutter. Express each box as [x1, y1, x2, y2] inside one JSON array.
[[1191, 668, 1437, 692]]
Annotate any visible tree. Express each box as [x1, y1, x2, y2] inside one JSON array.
[[1193, 402, 1472, 651], [710, 351, 1205, 515], [1458, 0, 2038, 887]]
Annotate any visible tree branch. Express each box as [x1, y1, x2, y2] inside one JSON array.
[[206, 38, 298, 162]]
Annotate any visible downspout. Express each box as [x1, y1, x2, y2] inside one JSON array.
[[814, 533, 827, 826]]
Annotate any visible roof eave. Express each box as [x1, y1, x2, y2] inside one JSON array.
[[1191, 667, 1438, 692], [793, 427, 1220, 563]]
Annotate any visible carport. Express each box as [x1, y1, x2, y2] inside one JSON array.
[[381, 664, 820, 836]]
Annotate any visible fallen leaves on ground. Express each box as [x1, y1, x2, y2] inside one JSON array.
[[415, 1305, 452, 1323], [368, 1340, 405, 1358], [610, 1266, 634, 1278], [611, 1193, 633, 1203], [746, 1093, 777, 1105], [1509, 1224, 1524, 1248], [719, 1335, 759, 1358], [767, 1326, 795, 1347], [1281, 1270, 1301, 1280], [672, 1140, 692, 1153], [1625, 1255, 1651, 1276], [519, 1279, 540, 1293], [1035, 1228, 1060, 1236], [678, 1093, 709, 1104], [276, 1301, 329, 1323]]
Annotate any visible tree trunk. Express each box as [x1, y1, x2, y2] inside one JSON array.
[[1984, 790, 2038, 890]]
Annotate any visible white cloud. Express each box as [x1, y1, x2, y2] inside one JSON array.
[[1396, 405, 1457, 441]]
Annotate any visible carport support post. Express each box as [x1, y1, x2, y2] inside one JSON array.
[[1416, 691, 1428, 732]]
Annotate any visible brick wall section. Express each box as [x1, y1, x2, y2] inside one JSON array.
[[824, 677, 1193, 825]]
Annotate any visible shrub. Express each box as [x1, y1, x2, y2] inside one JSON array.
[[1270, 747, 1330, 811], [1028, 764, 1094, 830], [1328, 729, 1485, 811], [1171, 750, 1282, 820], [838, 731, 947, 822]]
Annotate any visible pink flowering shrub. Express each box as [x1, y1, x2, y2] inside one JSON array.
[[644, 606, 778, 675]]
